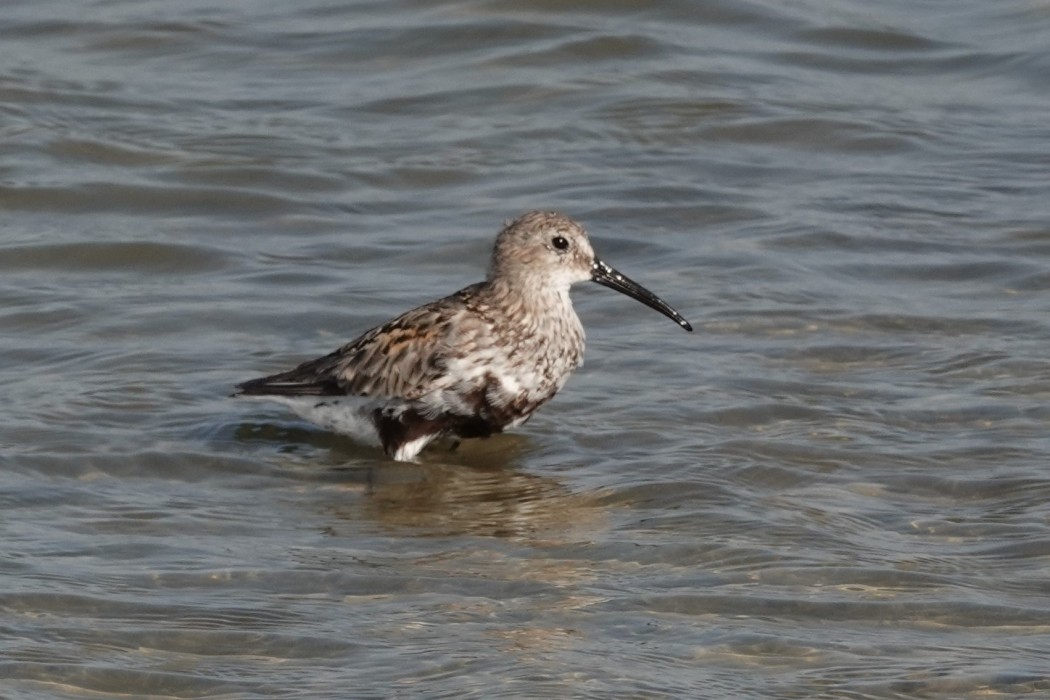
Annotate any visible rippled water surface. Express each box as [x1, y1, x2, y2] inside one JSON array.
[[3, 1, 1050, 698]]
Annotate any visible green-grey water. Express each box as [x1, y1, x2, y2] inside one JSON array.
[[3, 1, 1050, 698]]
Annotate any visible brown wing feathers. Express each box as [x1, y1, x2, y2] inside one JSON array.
[[234, 302, 456, 400]]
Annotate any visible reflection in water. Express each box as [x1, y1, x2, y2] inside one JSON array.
[[349, 441, 610, 541], [237, 420, 609, 541], [356, 460, 605, 540]]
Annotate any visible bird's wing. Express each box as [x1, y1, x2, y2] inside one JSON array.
[[235, 290, 483, 401]]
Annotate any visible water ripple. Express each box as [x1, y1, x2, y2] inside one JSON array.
[[3, 0, 1050, 696]]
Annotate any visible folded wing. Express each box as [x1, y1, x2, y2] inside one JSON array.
[[235, 295, 469, 402]]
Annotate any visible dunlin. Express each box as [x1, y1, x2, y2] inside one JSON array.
[[235, 211, 691, 461]]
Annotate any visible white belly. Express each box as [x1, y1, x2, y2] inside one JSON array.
[[239, 394, 383, 448]]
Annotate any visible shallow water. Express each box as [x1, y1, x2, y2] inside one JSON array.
[[3, 0, 1050, 698]]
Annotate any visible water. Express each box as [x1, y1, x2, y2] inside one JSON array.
[[3, 0, 1050, 697]]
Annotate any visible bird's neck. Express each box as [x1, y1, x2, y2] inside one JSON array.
[[485, 273, 573, 314]]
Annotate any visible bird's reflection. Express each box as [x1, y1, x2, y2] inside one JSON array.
[[341, 438, 607, 540], [235, 421, 608, 541]]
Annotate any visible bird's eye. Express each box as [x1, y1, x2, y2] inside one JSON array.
[[551, 236, 569, 251]]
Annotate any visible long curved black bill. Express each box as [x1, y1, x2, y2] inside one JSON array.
[[591, 259, 693, 332]]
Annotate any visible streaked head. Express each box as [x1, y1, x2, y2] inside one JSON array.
[[488, 211, 596, 288], [488, 211, 692, 332]]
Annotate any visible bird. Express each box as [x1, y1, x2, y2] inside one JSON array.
[[234, 211, 692, 461]]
